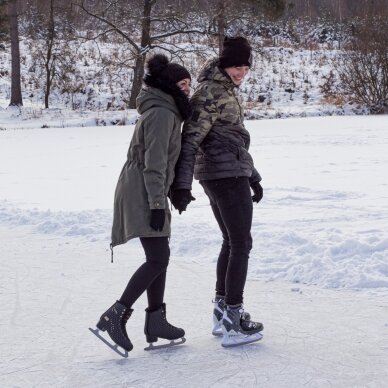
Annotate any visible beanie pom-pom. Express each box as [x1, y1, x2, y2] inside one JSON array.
[[146, 54, 169, 76]]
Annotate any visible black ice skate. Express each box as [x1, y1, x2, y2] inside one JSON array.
[[144, 303, 186, 351], [212, 296, 226, 336], [221, 304, 263, 348], [89, 301, 133, 358]]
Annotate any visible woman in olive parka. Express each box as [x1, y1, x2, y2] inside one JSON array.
[[91, 54, 191, 356]]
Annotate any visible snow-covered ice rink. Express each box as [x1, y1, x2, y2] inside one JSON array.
[[1, 115, 388, 387]]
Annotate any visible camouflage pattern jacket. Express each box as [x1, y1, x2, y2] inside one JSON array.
[[173, 59, 261, 190]]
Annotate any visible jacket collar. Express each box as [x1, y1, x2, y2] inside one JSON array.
[[197, 59, 236, 89]]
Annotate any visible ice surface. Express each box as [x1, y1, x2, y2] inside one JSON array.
[[0, 114, 387, 386]]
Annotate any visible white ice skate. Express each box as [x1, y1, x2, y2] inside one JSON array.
[[221, 304, 263, 348]]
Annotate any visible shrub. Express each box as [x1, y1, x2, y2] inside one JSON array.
[[336, 17, 388, 113]]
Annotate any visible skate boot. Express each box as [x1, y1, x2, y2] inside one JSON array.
[[212, 297, 259, 337], [221, 304, 263, 348], [144, 303, 186, 350], [212, 295, 226, 336], [89, 301, 133, 357]]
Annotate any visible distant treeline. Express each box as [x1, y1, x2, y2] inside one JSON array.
[[1, 0, 387, 112]]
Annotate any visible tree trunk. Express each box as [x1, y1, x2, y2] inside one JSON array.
[[44, 63, 51, 109], [8, 0, 23, 106], [128, 0, 153, 109], [44, 0, 55, 109], [129, 55, 146, 108], [217, 0, 225, 55]]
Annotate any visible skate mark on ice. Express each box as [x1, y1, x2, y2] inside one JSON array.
[[11, 270, 21, 326]]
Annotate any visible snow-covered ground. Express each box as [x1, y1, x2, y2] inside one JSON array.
[[1, 114, 388, 387]]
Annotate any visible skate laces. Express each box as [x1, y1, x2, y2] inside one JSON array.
[[122, 310, 131, 324], [161, 307, 175, 329], [240, 310, 260, 329], [213, 298, 226, 310], [243, 320, 258, 329], [117, 307, 132, 332], [241, 311, 251, 321], [238, 306, 254, 328]]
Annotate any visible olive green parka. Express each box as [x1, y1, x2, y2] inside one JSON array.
[[111, 87, 182, 247]]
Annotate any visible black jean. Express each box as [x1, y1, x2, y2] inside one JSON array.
[[200, 177, 253, 305], [119, 237, 170, 310]]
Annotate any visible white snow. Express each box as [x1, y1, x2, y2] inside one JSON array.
[[0, 42, 370, 117], [1, 113, 388, 387]]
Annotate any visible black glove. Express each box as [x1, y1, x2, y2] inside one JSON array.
[[251, 181, 263, 204], [170, 189, 196, 214], [150, 209, 165, 231]]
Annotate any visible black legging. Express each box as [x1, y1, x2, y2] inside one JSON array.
[[119, 237, 170, 310]]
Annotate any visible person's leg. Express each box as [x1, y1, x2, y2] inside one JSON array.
[[142, 237, 170, 310], [139, 240, 185, 345], [201, 181, 230, 297], [119, 237, 169, 309], [204, 177, 253, 306]]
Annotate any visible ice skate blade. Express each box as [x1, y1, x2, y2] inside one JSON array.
[[89, 327, 129, 358], [144, 337, 186, 351], [221, 332, 263, 348]]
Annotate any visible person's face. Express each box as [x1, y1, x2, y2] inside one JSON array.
[[176, 78, 191, 96], [224, 66, 250, 86]]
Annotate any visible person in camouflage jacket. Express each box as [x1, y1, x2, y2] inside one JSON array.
[[171, 37, 264, 346]]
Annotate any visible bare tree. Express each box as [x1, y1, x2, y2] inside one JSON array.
[[282, 0, 388, 20], [199, 0, 286, 54], [337, 16, 388, 113], [23, 0, 77, 108], [77, 0, 206, 108], [0, 1, 8, 41], [43, 0, 55, 108], [8, 0, 23, 106]]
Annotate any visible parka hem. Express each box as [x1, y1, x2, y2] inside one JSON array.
[[111, 231, 171, 249]]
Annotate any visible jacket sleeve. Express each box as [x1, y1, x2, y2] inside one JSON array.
[[173, 85, 219, 190], [250, 167, 262, 184], [143, 108, 175, 209]]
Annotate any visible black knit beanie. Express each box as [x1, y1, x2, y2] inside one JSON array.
[[144, 54, 191, 85], [168, 63, 191, 83], [219, 36, 252, 68], [143, 54, 192, 119]]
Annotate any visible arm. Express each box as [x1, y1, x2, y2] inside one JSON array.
[[143, 108, 175, 209], [173, 84, 220, 190], [250, 168, 262, 184]]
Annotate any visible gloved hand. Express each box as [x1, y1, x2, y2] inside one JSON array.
[[150, 209, 165, 231], [170, 189, 196, 214], [251, 181, 263, 204]]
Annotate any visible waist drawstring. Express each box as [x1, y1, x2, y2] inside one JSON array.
[[169, 188, 173, 211], [110, 243, 114, 263]]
